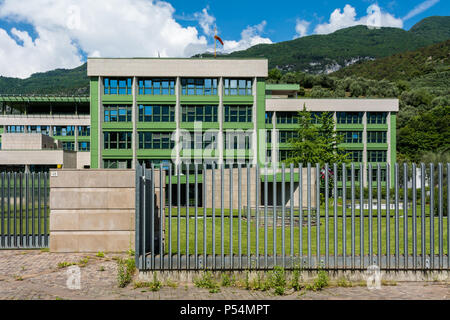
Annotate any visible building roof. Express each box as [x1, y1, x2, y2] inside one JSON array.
[[0, 95, 89, 103]]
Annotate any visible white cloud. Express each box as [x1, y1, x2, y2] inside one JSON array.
[[294, 19, 310, 38], [221, 21, 272, 53], [0, 0, 208, 78], [314, 4, 403, 35], [403, 0, 439, 21], [193, 8, 215, 36]]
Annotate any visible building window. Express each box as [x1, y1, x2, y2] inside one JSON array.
[[266, 149, 272, 163], [104, 105, 132, 122], [182, 132, 218, 150], [367, 131, 387, 143], [367, 112, 387, 124], [224, 105, 252, 122], [27, 126, 50, 135], [370, 168, 387, 182], [103, 159, 132, 169], [78, 141, 90, 151], [6, 126, 24, 133], [62, 142, 74, 151], [224, 132, 252, 149], [310, 112, 323, 124], [368, 150, 387, 162], [181, 105, 218, 122], [103, 78, 132, 95], [138, 132, 174, 150], [346, 150, 363, 162], [181, 78, 218, 96], [78, 126, 90, 137], [53, 126, 75, 136], [138, 159, 172, 169], [276, 112, 298, 124], [103, 132, 132, 150], [340, 131, 362, 143], [337, 112, 363, 124], [138, 105, 175, 122], [138, 78, 175, 95], [279, 150, 294, 161], [265, 111, 273, 124], [279, 131, 298, 143], [223, 78, 252, 96], [266, 130, 272, 143]]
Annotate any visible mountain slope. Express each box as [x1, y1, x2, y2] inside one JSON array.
[[0, 63, 88, 95], [210, 16, 450, 74], [332, 39, 450, 81]]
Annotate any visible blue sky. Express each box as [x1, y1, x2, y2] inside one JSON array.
[[0, 0, 448, 78]]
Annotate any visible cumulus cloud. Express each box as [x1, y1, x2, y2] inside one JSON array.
[[314, 4, 403, 35], [221, 21, 272, 53], [294, 19, 310, 38], [403, 0, 440, 21], [193, 8, 215, 36], [0, 0, 209, 78]]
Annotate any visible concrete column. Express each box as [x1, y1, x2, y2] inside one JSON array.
[[132, 76, 137, 169], [272, 111, 278, 167], [252, 77, 258, 166], [98, 76, 102, 168], [218, 77, 224, 165], [362, 111, 368, 187], [387, 111, 392, 185], [74, 125, 79, 151], [175, 76, 181, 165], [24, 165, 30, 173]]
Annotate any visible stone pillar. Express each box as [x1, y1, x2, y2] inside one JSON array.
[[132, 76, 137, 169], [362, 111, 368, 187]]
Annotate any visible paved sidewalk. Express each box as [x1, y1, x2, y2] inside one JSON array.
[[0, 250, 448, 300]]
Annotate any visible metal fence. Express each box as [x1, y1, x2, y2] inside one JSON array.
[[135, 162, 449, 271], [0, 172, 49, 248]]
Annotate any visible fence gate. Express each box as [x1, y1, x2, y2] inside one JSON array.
[[135, 162, 449, 271], [0, 172, 49, 249]]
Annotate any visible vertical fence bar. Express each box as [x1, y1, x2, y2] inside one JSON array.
[[246, 163, 251, 269], [229, 165, 233, 270], [351, 164, 355, 269], [177, 163, 181, 270], [30, 173, 34, 247], [325, 164, 329, 269], [403, 163, 408, 270], [1, 173, 4, 248], [333, 163, 338, 269], [386, 163, 391, 269], [360, 164, 364, 269], [7, 173, 11, 247], [316, 163, 320, 268], [377, 164, 381, 267], [264, 164, 268, 269], [194, 164, 198, 269], [412, 163, 417, 269], [273, 163, 277, 267], [421, 163, 426, 269], [135, 163, 140, 268], [150, 164, 155, 269], [447, 163, 450, 270], [368, 164, 373, 266], [255, 165, 260, 269], [307, 163, 311, 268], [168, 165, 172, 269], [438, 163, 443, 269], [160, 166, 164, 270], [19, 173, 22, 247], [299, 164, 303, 266], [430, 164, 434, 269], [212, 162, 216, 269], [44, 172, 48, 247], [13, 173, 17, 247], [38, 172, 42, 247], [395, 163, 399, 269], [342, 163, 346, 268], [282, 163, 286, 268], [238, 164, 242, 269], [142, 163, 147, 270], [203, 163, 207, 270], [290, 163, 294, 268], [186, 163, 190, 270], [221, 163, 224, 269]]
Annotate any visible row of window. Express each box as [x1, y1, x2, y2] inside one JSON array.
[[62, 141, 91, 151], [5, 126, 90, 136], [104, 78, 253, 96], [275, 150, 387, 163], [268, 112, 388, 125], [265, 130, 386, 144]]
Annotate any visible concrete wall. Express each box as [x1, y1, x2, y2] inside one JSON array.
[[76, 152, 91, 169], [0, 150, 74, 166], [1, 133, 58, 150], [266, 98, 399, 112], [49, 169, 164, 253]]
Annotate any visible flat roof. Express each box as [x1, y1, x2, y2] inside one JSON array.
[[0, 95, 89, 103], [266, 98, 399, 112], [87, 58, 268, 78], [266, 84, 300, 91]]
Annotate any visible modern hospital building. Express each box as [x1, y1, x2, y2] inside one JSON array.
[[0, 58, 398, 186]]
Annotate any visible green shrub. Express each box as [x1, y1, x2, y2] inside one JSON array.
[[117, 257, 136, 288], [194, 271, 220, 293]]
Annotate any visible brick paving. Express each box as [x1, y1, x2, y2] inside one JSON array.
[[0, 250, 448, 300]]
